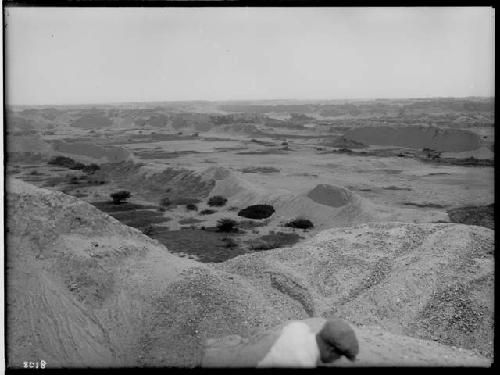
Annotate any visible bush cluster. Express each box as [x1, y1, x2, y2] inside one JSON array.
[[208, 195, 228, 207], [200, 209, 216, 215], [216, 218, 238, 233], [82, 163, 100, 174], [285, 218, 314, 230], [159, 197, 171, 207], [110, 190, 131, 205], [48, 155, 100, 172], [238, 204, 275, 220]]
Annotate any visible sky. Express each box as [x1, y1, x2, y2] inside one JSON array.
[[5, 7, 495, 105]]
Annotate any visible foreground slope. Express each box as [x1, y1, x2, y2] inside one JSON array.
[[219, 222, 494, 358], [6, 179, 492, 367], [5, 179, 290, 367]]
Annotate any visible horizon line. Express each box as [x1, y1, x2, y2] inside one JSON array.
[[6, 95, 495, 108]]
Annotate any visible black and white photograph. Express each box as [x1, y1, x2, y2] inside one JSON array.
[[1, 3, 495, 369]]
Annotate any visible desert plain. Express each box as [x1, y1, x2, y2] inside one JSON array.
[[5, 97, 494, 367]]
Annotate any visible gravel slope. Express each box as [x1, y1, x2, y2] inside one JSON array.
[[219, 222, 494, 359], [5, 178, 493, 368]]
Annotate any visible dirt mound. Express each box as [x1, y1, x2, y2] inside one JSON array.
[[6, 180, 493, 367], [209, 175, 377, 230], [103, 161, 216, 203], [307, 184, 354, 208], [343, 126, 481, 152], [219, 222, 494, 359], [6, 179, 192, 367], [4, 179, 300, 367], [199, 166, 232, 182], [209, 173, 288, 206]]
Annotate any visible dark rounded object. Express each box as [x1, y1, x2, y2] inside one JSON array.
[[238, 204, 275, 220], [319, 319, 359, 361]]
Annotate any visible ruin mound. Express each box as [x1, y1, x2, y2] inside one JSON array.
[[306, 184, 354, 208]]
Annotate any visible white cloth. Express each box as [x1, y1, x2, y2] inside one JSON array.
[[257, 321, 320, 368]]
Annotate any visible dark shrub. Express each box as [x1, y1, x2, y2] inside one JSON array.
[[216, 218, 238, 233], [238, 204, 275, 220], [69, 162, 86, 170], [159, 197, 171, 207], [69, 176, 79, 184], [82, 163, 100, 174], [48, 155, 77, 169], [110, 190, 131, 204], [208, 195, 228, 207], [200, 209, 216, 215], [186, 203, 198, 211], [285, 218, 314, 230], [142, 225, 154, 235]]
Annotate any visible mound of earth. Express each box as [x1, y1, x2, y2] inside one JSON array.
[[5, 178, 281, 367], [6, 179, 493, 367], [209, 172, 289, 206], [199, 166, 232, 182], [102, 161, 216, 203], [343, 126, 481, 152], [307, 184, 353, 208], [219, 222, 494, 359], [210, 176, 377, 230]]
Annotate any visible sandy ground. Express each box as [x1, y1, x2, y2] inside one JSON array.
[[8, 128, 494, 261], [6, 179, 493, 368], [5, 104, 494, 368]]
